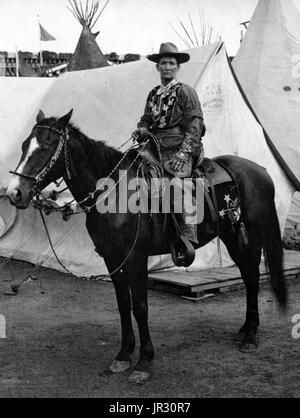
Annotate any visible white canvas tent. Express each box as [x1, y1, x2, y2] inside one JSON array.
[[0, 41, 294, 277], [233, 0, 300, 191], [197, 45, 294, 231], [233, 0, 300, 233]]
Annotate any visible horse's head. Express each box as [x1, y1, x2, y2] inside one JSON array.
[[7, 109, 73, 209]]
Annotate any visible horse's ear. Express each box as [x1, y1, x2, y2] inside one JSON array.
[[55, 109, 73, 129], [36, 109, 45, 124]]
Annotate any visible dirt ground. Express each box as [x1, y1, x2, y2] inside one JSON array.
[[0, 257, 299, 398]]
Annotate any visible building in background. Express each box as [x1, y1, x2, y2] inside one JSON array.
[[0, 50, 142, 77]]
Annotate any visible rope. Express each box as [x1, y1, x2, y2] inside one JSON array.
[[138, 159, 165, 199], [96, 211, 142, 279], [82, 152, 142, 212], [38, 208, 75, 276], [36, 164, 144, 280], [0, 228, 39, 273], [6, 132, 152, 284], [117, 136, 134, 150], [37, 195, 142, 280]]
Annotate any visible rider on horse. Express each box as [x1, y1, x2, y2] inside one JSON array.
[[132, 42, 206, 247]]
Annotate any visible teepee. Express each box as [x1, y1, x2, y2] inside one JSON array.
[[68, 0, 109, 71]]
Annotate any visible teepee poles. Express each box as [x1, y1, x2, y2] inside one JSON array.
[[168, 22, 192, 49], [177, 17, 195, 47], [170, 10, 223, 49], [91, 0, 110, 29], [189, 12, 199, 47], [67, 0, 110, 29]]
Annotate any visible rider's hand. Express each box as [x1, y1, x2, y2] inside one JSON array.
[[132, 127, 149, 143], [171, 151, 189, 172]]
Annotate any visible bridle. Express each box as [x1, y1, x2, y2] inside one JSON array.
[[8, 129, 161, 278], [9, 125, 71, 196]]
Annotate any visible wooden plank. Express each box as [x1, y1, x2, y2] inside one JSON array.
[[148, 250, 300, 297], [191, 278, 244, 293]]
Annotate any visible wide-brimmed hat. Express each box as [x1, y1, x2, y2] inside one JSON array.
[[147, 42, 190, 64]]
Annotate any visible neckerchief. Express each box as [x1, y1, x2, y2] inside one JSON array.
[[148, 80, 182, 129]]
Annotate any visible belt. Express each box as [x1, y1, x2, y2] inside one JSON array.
[[154, 126, 183, 135], [153, 126, 184, 149]]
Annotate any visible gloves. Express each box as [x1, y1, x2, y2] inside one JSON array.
[[170, 150, 189, 172], [132, 127, 149, 143]]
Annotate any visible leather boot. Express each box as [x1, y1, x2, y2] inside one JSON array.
[[173, 194, 198, 266], [179, 223, 198, 245]]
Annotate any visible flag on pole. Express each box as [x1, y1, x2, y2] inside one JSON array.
[[39, 23, 56, 41]]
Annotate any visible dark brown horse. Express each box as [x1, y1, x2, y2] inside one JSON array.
[[7, 110, 287, 384]]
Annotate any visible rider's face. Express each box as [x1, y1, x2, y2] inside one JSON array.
[[156, 57, 180, 83]]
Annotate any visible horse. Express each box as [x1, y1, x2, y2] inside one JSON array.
[[7, 109, 287, 384]]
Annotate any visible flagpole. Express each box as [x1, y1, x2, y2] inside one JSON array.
[[15, 46, 19, 77], [37, 14, 43, 66]]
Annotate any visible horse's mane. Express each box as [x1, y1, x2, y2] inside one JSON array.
[[42, 117, 138, 174], [69, 122, 125, 173]]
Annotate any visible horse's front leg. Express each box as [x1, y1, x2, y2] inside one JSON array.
[[124, 252, 154, 384], [104, 257, 135, 374]]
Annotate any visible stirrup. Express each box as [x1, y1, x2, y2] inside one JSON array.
[[170, 235, 195, 267]]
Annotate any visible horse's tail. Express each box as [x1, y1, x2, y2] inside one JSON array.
[[263, 201, 287, 309]]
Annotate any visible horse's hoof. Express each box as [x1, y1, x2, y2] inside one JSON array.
[[128, 370, 151, 385], [239, 342, 257, 353], [109, 359, 131, 374]]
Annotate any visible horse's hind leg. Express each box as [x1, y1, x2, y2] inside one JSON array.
[[105, 257, 135, 374], [222, 229, 262, 353], [124, 252, 154, 384]]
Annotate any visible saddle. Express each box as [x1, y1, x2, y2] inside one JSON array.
[[137, 142, 234, 267], [138, 142, 231, 186]]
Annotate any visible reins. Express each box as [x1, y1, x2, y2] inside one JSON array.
[[10, 124, 151, 279]]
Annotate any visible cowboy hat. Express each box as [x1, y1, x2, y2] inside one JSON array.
[[147, 42, 190, 64]]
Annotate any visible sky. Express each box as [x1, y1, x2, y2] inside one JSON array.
[[0, 0, 259, 56]]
